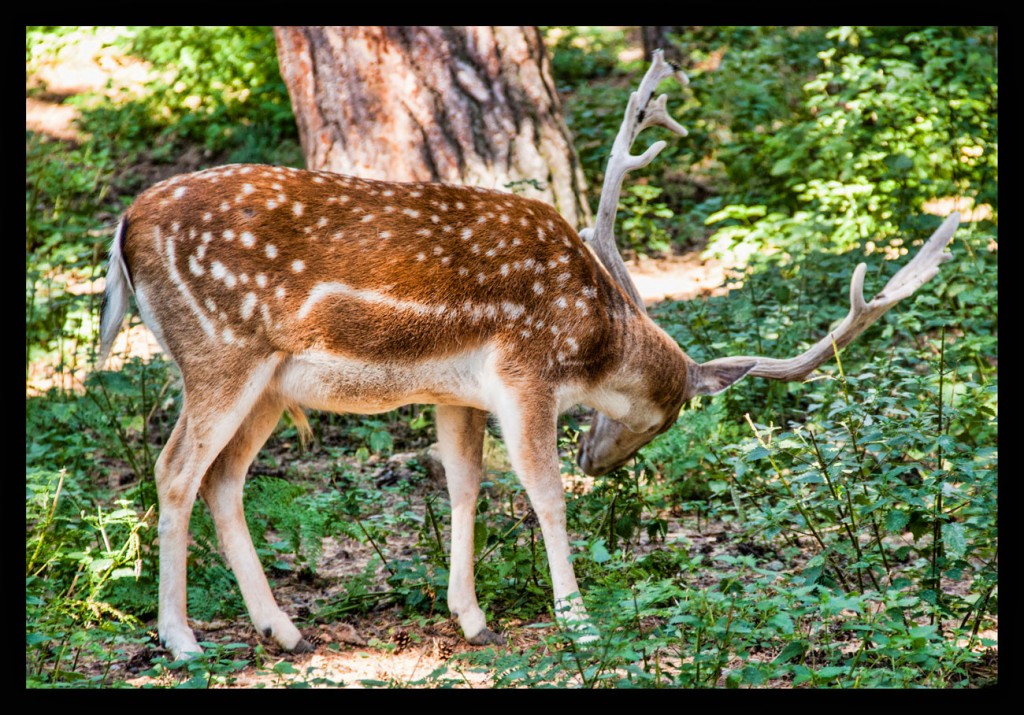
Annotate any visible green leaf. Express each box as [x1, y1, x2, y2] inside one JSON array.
[[885, 510, 909, 533], [773, 639, 809, 663], [942, 522, 967, 559], [769, 612, 795, 634], [590, 539, 611, 564], [273, 661, 299, 675], [747, 446, 769, 461], [473, 520, 488, 555]]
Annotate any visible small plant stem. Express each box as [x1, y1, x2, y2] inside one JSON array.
[[353, 516, 394, 576], [27, 469, 66, 575], [607, 489, 618, 552], [423, 496, 446, 563], [808, 429, 878, 591], [929, 326, 946, 629], [745, 414, 850, 591], [476, 510, 531, 564]]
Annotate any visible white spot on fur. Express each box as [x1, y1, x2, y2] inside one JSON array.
[[223, 229, 235, 241], [318, 216, 328, 227], [293, 202, 304, 217], [173, 186, 187, 199], [477, 273, 487, 284], [220, 202, 230, 212], [417, 252, 426, 261], [242, 183, 255, 195], [533, 282, 544, 294], [402, 208, 420, 218], [256, 274, 267, 288], [241, 231, 256, 248], [267, 200, 278, 209], [557, 272, 571, 283], [188, 254, 204, 276], [554, 296, 567, 309], [241, 292, 257, 320], [379, 230, 392, 239], [265, 244, 279, 259], [205, 298, 217, 312], [361, 214, 375, 223], [500, 214, 509, 223], [211, 261, 228, 280], [455, 201, 465, 210], [292, 260, 305, 273], [275, 286, 286, 300], [502, 302, 524, 319], [499, 264, 509, 277], [415, 228, 431, 237], [203, 212, 212, 222], [461, 227, 473, 240], [582, 286, 597, 299]]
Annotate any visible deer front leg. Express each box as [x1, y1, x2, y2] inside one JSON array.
[[436, 405, 504, 645], [495, 392, 593, 640]]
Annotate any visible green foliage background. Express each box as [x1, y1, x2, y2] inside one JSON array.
[[26, 26, 996, 688]]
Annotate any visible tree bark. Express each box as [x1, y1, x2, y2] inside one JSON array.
[[274, 26, 591, 229], [640, 26, 685, 65]]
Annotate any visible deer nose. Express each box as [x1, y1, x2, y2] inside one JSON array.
[[577, 441, 590, 471]]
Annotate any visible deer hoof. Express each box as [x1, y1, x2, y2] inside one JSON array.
[[466, 627, 506, 646], [291, 638, 316, 653]]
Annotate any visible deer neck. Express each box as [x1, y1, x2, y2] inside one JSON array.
[[582, 309, 690, 433]]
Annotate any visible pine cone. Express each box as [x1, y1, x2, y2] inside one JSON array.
[[393, 630, 411, 652]]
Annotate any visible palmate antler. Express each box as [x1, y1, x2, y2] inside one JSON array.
[[578, 49, 689, 315], [697, 212, 960, 382]]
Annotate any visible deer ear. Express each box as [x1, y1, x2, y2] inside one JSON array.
[[687, 357, 758, 398]]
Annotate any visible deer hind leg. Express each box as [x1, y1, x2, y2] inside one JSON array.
[[198, 394, 313, 654], [436, 405, 504, 645], [155, 356, 282, 660], [493, 391, 593, 640]]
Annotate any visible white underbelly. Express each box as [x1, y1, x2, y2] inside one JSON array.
[[276, 346, 497, 414]]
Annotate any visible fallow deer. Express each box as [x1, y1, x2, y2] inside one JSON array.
[[97, 51, 959, 659]]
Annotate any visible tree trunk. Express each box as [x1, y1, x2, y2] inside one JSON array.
[[274, 26, 591, 229], [640, 26, 685, 65]]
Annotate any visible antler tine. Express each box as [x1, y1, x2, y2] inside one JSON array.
[[585, 49, 690, 315], [700, 213, 961, 382]]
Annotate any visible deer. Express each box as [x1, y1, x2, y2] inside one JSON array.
[[96, 51, 959, 660]]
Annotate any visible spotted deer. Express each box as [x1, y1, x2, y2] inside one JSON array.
[[97, 52, 959, 659]]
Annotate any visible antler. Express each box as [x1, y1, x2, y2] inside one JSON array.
[[579, 49, 689, 315], [698, 212, 961, 381]]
